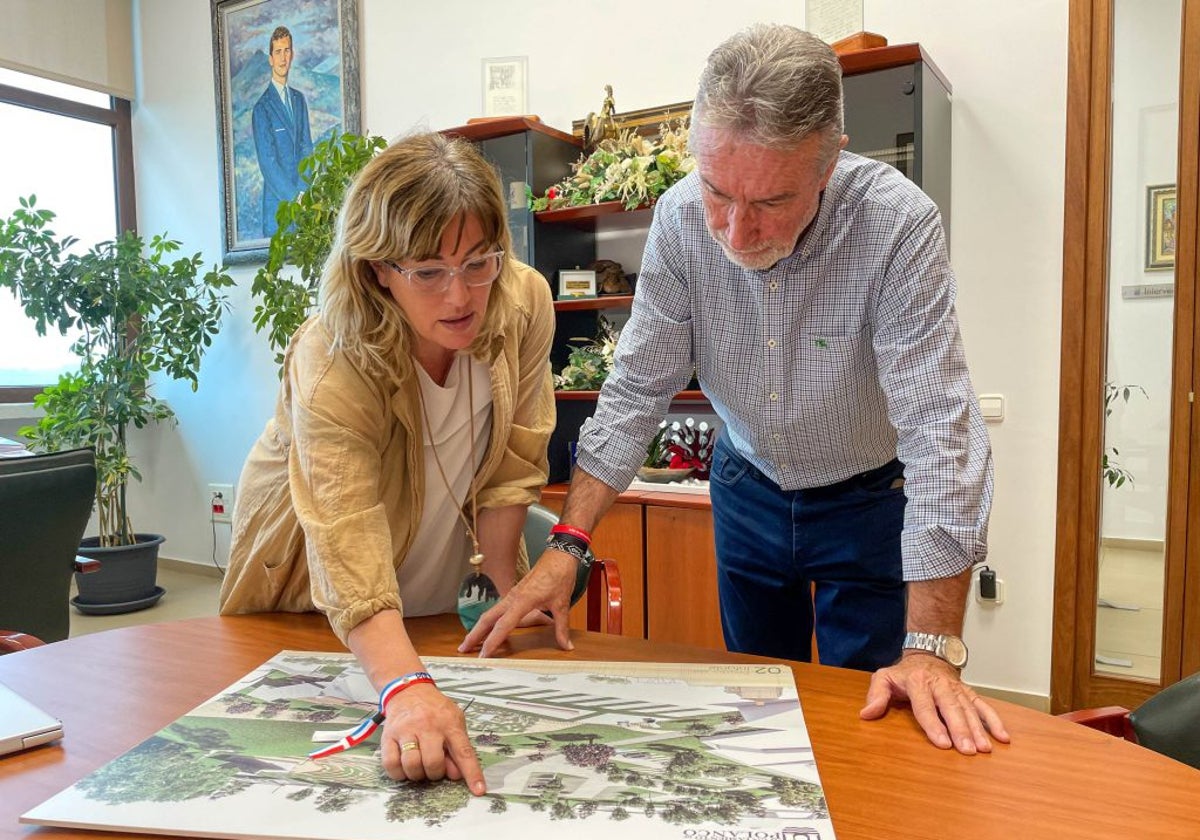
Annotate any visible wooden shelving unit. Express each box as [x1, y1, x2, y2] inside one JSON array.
[[553, 295, 633, 312], [554, 389, 708, 402], [535, 201, 653, 227]]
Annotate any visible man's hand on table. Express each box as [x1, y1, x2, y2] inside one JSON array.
[[859, 651, 1011, 754], [459, 548, 577, 657]]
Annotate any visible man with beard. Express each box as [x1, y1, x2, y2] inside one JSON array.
[[464, 23, 1006, 758]]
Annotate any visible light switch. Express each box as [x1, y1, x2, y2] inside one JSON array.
[[978, 393, 1005, 422]]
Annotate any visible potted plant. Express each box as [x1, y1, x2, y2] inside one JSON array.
[[252, 131, 386, 368], [0, 196, 234, 613], [1102, 382, 1148, 489], [636, 418, 714, 483]]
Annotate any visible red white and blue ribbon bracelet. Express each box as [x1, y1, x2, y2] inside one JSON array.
[[308, 671, 435, 759]]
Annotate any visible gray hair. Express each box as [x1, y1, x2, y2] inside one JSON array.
[[691, 24, 844, 156]]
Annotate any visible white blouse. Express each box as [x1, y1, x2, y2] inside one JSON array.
[[397, 354, 493, 616]]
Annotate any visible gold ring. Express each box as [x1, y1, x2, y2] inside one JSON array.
[[400, 741, 420, 753]]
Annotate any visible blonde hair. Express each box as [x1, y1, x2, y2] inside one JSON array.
[[692, 24, 844, 160], [319, 131, 515, 383]]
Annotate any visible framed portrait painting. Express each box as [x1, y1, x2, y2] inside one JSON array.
[[1145, 183, 1177, 271], [211, 0, 360, 261]]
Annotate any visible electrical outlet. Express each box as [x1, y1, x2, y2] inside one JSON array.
[[975, 574, 1005, 605], [208, 483, 235, 524]]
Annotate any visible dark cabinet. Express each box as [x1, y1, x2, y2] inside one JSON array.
[[444, 118, 595, 283], [842, 44, 952, 237]]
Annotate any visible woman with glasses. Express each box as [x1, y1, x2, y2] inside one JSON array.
[[219, 131, 556, 795]]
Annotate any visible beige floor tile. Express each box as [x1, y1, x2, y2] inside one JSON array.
[[1092, 650, 1161, 681], [68, 562, 223, 638], [1095, 606, 1163, 657], [1097, 546, 1165, 608], [1094, 544, 1164, 680]]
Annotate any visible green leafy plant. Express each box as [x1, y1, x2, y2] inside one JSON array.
[[644, 422, 671, 468], [529, 119, 695, 212], [554, 316, 619, 391], [0, 196, 234, 545], [1103, 382, 1148, 489], [251, 131, 387, 367]]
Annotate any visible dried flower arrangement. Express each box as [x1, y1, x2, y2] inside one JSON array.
[[529, 118, 696, 212], [554, 316, 620, 391]]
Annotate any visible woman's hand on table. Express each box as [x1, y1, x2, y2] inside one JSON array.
[[379, 682, 486, 794]]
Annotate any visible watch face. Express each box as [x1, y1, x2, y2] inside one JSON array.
[[941, 636, 968, 668]]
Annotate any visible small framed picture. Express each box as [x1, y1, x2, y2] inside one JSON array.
[[1145, 183, 1177, 270], [481, 56, 528, 117], [558, 269, 597, 299]]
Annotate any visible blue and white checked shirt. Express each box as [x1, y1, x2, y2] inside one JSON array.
[[576, 151, 992, 581]]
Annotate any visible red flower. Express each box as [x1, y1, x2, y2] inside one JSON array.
[[547, 187, 559, 200]]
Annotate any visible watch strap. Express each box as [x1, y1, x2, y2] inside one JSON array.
[[902, 632, 967, 668]]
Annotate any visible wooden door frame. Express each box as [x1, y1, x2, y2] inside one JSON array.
[[1179, 0, 1200, 679], [1052, 0, 1197, 713]]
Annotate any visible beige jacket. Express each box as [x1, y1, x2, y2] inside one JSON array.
[[219, 262, 555, 643]]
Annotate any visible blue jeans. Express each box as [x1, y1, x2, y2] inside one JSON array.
[[708, 434, 907, 671]]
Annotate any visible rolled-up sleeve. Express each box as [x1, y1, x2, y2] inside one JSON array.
[[477, 267, 557, 509], [577, 201, 697, 492], [872, 204, 993, 581], [286, 338, 402, 643]]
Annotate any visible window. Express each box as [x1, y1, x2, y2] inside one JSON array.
[[0, 67, 135, 403]]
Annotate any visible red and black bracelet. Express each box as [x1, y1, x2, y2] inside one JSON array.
[[549, 523, 592, 546]]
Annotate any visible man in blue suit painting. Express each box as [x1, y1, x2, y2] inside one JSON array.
[[252, 25, 313, 237]]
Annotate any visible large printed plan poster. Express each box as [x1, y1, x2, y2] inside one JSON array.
[[24, 653, 835, 840]]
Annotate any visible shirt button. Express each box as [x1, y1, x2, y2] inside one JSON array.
[[767, 339, 776, 348], [769, 282, 778, 291], [774, 433, 781, 440], [769, 392, 778, 401], [781, 464, 790, 471]]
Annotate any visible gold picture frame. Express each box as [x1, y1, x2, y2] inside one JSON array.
[[1146, 183, 1177, 270], [211, 0, 360, 262]]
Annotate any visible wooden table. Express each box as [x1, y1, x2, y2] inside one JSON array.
[[1, 614, 1198, 839]]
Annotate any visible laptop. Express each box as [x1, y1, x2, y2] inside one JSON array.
[[0, 683, 63, 756]]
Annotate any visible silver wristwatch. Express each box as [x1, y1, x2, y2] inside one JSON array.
[[903, 632, 968, 669]]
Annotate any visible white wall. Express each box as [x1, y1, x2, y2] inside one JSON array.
[[123, 0, 1068, 699]]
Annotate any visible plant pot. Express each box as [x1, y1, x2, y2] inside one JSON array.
[[72, 533, 166, 615], [636, 466, 695, 483]]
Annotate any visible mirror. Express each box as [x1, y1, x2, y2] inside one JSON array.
[[1094, 0, 1181, 680]]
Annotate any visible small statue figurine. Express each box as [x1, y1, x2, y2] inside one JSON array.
[[583, 84, 619, 153], [591, 259, 632, 295]]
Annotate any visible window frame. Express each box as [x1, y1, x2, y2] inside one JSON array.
[[0, 80, 136, 403]]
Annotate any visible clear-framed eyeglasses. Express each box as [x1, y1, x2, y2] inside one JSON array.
[[384, 250, 505, 294]]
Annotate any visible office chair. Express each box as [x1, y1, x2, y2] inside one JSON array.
[[524, 503, 622, 635], [1059, 670, 1200, 770], [0, 448, 99, 651]]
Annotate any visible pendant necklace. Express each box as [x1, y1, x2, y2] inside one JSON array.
[[416, 356, 500, 629]]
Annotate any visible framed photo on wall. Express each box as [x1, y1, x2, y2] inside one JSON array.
[[211, 0, 360, 261], [1145, 183, 1177, 271]]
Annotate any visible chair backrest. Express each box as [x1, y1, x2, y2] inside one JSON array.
[[0, 448, 96, 643], [523, 503, 622, 635], [1129, 670, 1200, 770], [522, 503, 559, 555]]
